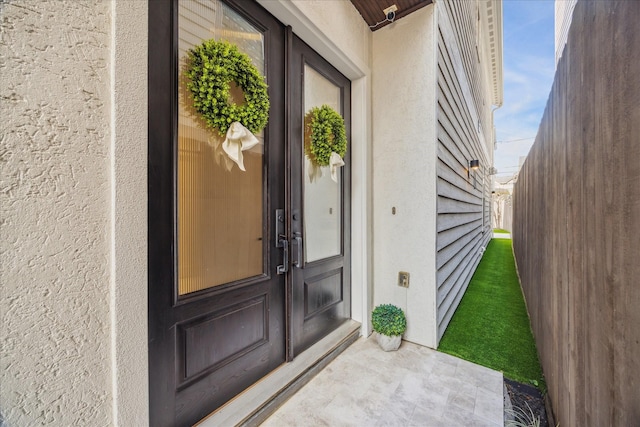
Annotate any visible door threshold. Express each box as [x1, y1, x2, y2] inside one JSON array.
[[196, 320, 362, 427]]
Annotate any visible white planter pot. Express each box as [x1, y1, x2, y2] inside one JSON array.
[[376, 333, 402, 351]]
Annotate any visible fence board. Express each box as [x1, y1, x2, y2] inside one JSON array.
[[512, 2, 640, 425]]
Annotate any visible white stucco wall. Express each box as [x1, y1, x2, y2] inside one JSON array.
[[110, 0, 149, 425], [259, 0, 370, 78], [371, 5, 438, 348], [287, 0, 370, 68], [1, 1, 148, 425], [1, 1, 113, 424]]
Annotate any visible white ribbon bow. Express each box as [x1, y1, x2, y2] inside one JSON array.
[[221, 122, 260, 171], [307, 159, 322, 183], [206, 133, 234, 171], [308, 152, 344, 183], [329, 152, 345, 183]]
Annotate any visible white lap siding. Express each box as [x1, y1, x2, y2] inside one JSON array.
[[435, 1, 497, 342]]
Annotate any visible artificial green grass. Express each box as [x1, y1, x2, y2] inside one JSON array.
[[492, 228, 510, 233], [438, 239, 546, 391]]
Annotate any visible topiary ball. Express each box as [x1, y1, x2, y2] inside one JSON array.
[[371, 304, 407, 337]]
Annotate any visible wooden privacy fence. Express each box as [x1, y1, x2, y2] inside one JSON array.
[[512, 2, 640, 426]]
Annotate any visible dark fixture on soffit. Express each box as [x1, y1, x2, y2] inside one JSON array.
[[349, 0, 433, 31]]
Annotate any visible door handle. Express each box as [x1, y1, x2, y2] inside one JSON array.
[[292, 233, 303, 268], [277, 237, 289, 274], [275, 209, 285, 248], [275, 209, 289, 274]]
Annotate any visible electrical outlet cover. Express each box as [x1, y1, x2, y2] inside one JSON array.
[[398, 271, 409, 288]]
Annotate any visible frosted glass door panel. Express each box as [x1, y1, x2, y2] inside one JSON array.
[[178, 0, 265, 295], [303, 65, 342, 263]]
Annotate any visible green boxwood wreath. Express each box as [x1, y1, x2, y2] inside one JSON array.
[[304, 105, 347, 166], [185, 39, 269, 136]]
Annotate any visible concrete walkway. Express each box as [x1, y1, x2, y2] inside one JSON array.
[[261, 336, 503, 426]]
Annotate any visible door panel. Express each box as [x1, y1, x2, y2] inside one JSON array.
[[149, 1, 285, 426], [179, 295, 267, 381], [304, 268, 343, 317], [290, 36, 352, 356]]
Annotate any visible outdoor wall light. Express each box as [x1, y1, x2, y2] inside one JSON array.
[[468, 159, 480, 178]]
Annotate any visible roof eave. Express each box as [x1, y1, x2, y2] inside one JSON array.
[[481, 0, 504, 107]]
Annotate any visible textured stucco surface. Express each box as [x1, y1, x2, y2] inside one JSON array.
[[110, 0, 149, 424], [110, 0, 149, 427], [372, 5, 438, 348], [289, 0, 370, 68], [1, 1, 113, 425]]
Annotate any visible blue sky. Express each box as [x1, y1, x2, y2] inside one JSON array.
[[493, 0, 556, 176]]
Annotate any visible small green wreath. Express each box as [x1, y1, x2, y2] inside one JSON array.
[[304, 105, 347, 166], [185, 39, 269, 136]]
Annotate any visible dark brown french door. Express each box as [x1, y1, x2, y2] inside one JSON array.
[[149, 1, 350, 426], [289, 35, 351, 357], [149, 1, 286, 426]]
